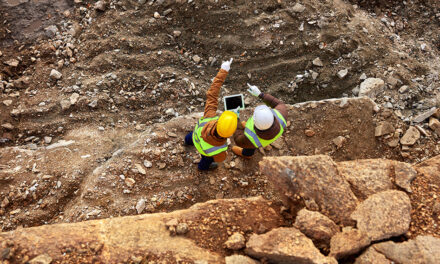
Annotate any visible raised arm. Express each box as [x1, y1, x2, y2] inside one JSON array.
[[259, 93, 288, 120], [203, 58, 233, 118], [247, 83, 288, 120]]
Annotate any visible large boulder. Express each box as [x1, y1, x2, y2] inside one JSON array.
[[260, 155, 358, 225], [337, 159, 417, 198], [373, 236, 440, 264], [329, 228, 371, 259], [245, 227, 337, 264], [294, 209, 339, 246], [225, 255, 260, 264], [354, 247, 391, 264], [350, 190, 411, 241], [337, 159, 394, 199]]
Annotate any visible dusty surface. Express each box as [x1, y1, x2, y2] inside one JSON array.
[[0, 196, 285, 263], [260, 154, 440, 241], [0, 0, 73, 43], [410, 156, 440, 238], [0, 97, 398, 232], [1, 0, 440, 262]]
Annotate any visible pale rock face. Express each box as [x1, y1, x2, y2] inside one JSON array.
[[355, 247, 392, 264], [50, 69, 63, 80], [400, 126, 420, 146], [373, 236, 440, 264], [412, 107, 438, 123], [246, 227, 337, 264], [329, 228, 371, 259], [393, 161, 417, 193], [70, 93, 80, 105], [359, 78, 385, 98], [294, 209, 339, 246], [94, 1, 107, 11], [291, 3, 306, 13], [44, 25, 58, 38], [29, 254, 53, 264], [136, 199, 146, 214], [224, 232, 246, 250], [337, 159, 394, 199], [312, 57, 324, 67], [3, 100, 13, 106], [350, 190, 411, 241], [337, 69, 348, 79], [1, 123, 14, 130], [192, 55, 201, 63], [60, 99, 71, 110], [5, 59, 19, 67], [375, 121, 395, 137], [260, 155, 358, 225], [428, 117, 440, 136], [225, 255, 260, 264]]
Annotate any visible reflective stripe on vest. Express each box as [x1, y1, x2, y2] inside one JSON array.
[[192, 117, 228, 157], [271, 109, 286, 129], [244, 109, 286, 148]]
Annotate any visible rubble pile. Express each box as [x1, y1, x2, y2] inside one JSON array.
[[1, 0, 440, 263], [2, 154, 440, 263]]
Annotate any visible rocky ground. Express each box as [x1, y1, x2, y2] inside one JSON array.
[[1, 154, 440, 263], [1, 0, 440, 263]]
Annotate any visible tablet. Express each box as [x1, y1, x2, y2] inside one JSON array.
[[224, 94, 245, 111]]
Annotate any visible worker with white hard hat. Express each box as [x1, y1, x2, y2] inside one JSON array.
[[232, 83, 288, 159]]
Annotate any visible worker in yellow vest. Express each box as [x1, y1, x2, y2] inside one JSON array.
[[184, 58, 238, 170], [232, 84, 288, 158]]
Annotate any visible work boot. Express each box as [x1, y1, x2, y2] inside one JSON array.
[[209, 162, 218, 170], [198, 162, 219, 171], [232, 146, 251, 159]]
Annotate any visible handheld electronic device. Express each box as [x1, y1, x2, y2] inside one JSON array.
[[223, 94, 245, 111]]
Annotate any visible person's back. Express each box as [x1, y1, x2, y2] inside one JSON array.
[[184, 58, 238, 170], [233, 84, 288, 158]]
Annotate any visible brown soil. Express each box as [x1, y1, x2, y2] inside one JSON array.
[[409, 156, 440, 238], [1, 0, 440, 254]]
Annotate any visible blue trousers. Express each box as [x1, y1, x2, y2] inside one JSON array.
[[185, 132, 215, 171], [242, 148, 256, 157]]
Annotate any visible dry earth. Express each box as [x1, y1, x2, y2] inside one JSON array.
[[1, 0, 440, 263]]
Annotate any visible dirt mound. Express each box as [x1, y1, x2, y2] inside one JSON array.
[[2, 0, 439, 150], [0, 0, 73, 43], [1, 0, 440, 261], [1, 97, 402, 231], [0, 196, 285, 263], [2, 154, 440, 263], [260, 154, 440, 240]]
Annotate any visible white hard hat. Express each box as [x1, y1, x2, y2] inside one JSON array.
[[253, 105, 274, 130]]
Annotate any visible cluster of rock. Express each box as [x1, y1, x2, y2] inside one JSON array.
[[0, 197, 285, 263], [357, 75, 440, 138], [374, 106, 440, 159], [0, 97, 379, 231], [2, 154, 440, 263], [0, 3, 85, 141], [258, 154, 440, 263]]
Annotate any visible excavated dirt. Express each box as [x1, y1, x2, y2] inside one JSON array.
[[0, 0, 73, 43], [0, 197, 287, 263], [1, 0, 440, 254]]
